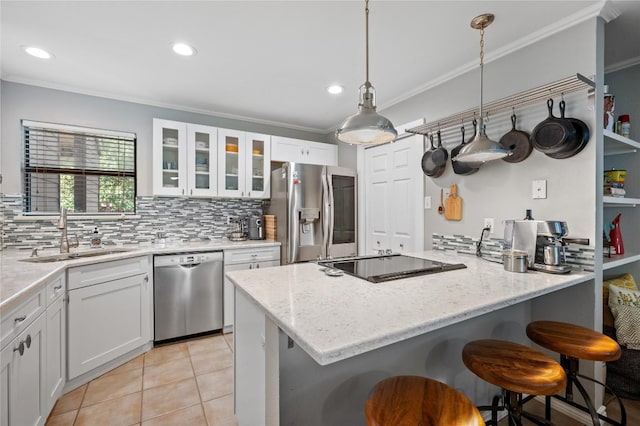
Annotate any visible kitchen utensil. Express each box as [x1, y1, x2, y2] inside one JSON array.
[[451, 124, 480, 175], [432, 130, 448, 167], [546, 113, 590, 159], [499, 113, 532, 163], [444, 184, 462, 221], [421, 134, 446, 177], [438, 189, 445, 215], [543, 244, 564, 266], [530, 99, 577, 154], [502, 250, 528, 273]]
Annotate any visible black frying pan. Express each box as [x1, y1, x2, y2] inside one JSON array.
[[431, 130, 448, 167], [421, 134, 446, 177], [451, 125, 479, 175], [499, 113, 532, 163], [530, 99, 577, 154], [546, 116, 590, 159]]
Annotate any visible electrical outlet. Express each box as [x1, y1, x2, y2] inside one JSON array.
[[424, 196, 431, 209], [484, 218, 495, 234]]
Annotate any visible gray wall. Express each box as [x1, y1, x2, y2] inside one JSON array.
[[0, 81, 333, 195], [605, 63, 640, 142], [358, 19, 599, 245]]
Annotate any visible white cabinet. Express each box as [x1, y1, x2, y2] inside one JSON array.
[[271, 136, 337, 166], [223, 246, 280, 331], [67, 256, 151, 379], [602, 130, 640, 270], [153, 118, 218, 197], [1, 307, 46, 426], [45, 274, 66, 414], [218, 129, 271, 198]]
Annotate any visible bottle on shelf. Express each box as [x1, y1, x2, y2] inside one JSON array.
[[618, 114, 630, 138], [524, 209, 534, 220], [609, 213, 624, 255]]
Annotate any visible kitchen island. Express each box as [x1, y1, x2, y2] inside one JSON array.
[[227, 250, 596, 426]]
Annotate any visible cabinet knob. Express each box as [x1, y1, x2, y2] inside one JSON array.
[[13, 341, 25, 356], [25, 334, 32, 349], [301, 148, 305, 155], [182, 189, 185, 195], [144, 275, 149, 283], [190, 189, 193, 195], [14, 315, 26, 323], [249, 264, 253, 269], [256, 263, 260, 269], [306, 149, 309, 155]]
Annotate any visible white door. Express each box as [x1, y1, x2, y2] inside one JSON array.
[[187, 124, 218, 197], [218, 129, 247, 197], [361, 122, 424, 255], [153, 119, 188, 196], [45, 295, 66, 413]]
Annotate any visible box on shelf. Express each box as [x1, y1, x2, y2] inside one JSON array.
[[604, 170, 626, 189]]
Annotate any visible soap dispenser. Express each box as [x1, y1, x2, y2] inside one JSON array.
[[90, 227, 103, 248]]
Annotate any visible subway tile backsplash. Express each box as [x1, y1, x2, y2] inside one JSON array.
[[1, 195, 263, 250], [432, 233, 594, 269]]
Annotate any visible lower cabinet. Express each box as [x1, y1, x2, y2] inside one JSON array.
[[223, 246, 280, 331], [1, 312, 46, 426], [67, 256, 151, 379]]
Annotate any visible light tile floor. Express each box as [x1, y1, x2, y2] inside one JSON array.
[[46, 333, 236, 426]]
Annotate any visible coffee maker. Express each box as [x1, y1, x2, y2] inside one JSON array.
[[248, 215, 265, 240], [504, 220, 589, 274]]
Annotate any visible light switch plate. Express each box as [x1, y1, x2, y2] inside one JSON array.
[[532, 180, 547, 199], [424, 196, 431, 209]]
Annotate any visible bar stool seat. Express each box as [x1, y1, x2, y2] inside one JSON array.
[[526, 320, 626, 426], [463, 339, 566, 425], [365, 375, 484, 426], [526, 320, 621, 361]]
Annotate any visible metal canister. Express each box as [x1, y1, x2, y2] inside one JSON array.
[[502, 250, 529, 273]]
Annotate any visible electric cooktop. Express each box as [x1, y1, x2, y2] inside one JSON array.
[[318, 254, 466, 283]]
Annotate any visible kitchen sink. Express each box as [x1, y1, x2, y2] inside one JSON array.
[[20, 247, 135, 263]]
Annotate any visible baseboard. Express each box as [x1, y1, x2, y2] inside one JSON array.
[[533, 395, 607, 425]]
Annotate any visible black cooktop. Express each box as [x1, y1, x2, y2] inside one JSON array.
[[318, 254, 466, 283]]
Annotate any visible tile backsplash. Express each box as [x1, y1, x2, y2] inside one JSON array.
[[1, 195, 264, 250]]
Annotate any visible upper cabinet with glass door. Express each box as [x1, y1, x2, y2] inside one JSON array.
[[153, 119, 188, 196], [153, 119, 218, 197], [218, 129, 271, 198]]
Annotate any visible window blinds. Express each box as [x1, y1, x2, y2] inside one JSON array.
[[22, 120, 137, 214]]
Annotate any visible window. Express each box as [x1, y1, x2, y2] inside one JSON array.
[[23, 120, 136, 214]]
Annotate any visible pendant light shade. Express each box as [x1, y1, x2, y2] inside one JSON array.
[[454, 13, 511, 163], [336, 0, 397, 145]]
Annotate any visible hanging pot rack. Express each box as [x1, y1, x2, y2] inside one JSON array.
[[405, 73, 595, 137]]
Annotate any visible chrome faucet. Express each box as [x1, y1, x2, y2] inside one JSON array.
[[58, 208, 79, 253]]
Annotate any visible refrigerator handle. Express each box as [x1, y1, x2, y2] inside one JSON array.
[[322, 168, 332, 259], [287, 169, 300, 264]]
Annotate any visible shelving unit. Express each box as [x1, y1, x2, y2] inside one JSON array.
[[603, 252, 640, 270], [603, 130, 640, 156]]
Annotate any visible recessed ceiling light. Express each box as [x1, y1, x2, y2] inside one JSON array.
[[327, 85, 344, 95], [24, 46, 52, 59], [172, 43, 196, 56]]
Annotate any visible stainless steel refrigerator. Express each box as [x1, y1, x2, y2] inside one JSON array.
[[268, 163, 357, 264]]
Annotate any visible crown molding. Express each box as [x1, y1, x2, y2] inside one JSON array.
[[2, 77, 327, 135], [598, 0, 621, 23], [605, 55, 640, 73]]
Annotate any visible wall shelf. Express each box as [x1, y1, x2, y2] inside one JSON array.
[[603, 130, 640, 156], [603, 196, 639, 207], [603, 252, 640, 270]]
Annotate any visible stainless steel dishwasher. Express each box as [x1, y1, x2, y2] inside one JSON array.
[[153, 251, 223, 342]]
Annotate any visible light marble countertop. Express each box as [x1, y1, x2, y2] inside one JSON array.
[[227, 250, 595, 366], [1, 240, 280, 313]]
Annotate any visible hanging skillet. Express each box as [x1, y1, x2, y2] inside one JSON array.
[[431, 130, 448, 167], [451, 124, 479, 175], [546, 102, 590, 159], [499, 112, 532, 163], [530, 99, 577, 154], [421, 134, 446, 177]]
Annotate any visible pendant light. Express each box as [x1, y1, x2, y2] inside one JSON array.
[[455, 13, 511, 163], [336, 0, 397, 145]]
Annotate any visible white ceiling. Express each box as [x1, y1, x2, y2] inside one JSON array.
[[2, 1, 638, 134]]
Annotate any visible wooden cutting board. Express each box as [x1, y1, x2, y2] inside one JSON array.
[[444, 184, 462, 221]]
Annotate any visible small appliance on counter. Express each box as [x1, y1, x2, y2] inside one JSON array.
[[504, 219, 589, 274], [228, 217, 248, 241], [248, 215, 265, 240]]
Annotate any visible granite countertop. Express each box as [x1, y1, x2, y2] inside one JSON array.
[[0, 239, 280, 313], [226, 250, 594, 366]]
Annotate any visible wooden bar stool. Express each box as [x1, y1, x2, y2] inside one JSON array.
[[462, 339, 567, 426], [526, 320, 626, 426], [365, 375, 484, 426]]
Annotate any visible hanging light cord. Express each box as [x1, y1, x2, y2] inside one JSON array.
[[478, 23, 485, 120], [364, 0, 371, 89]]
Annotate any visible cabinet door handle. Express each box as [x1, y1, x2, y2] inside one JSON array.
[[256, 263, 260, 269], [191, 189, 193, 195], [182, 189, 185, 195], [14, 315, 26, 323], [25, 334, 32, 349], [13, 341, 25, 356], [249, 264, 253, 269], [301, 148, 305, 155], [54, 284, 62, 291], [144, 275, 149, 283], [306, 149, 309, 155]]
